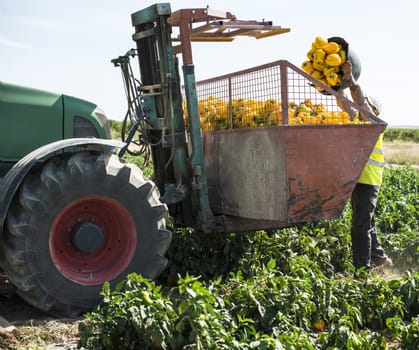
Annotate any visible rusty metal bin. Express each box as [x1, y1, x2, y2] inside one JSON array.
[[195, 60, 386, 231]]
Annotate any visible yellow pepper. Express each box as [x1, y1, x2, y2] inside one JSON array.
[[325, 53, 342, 66]]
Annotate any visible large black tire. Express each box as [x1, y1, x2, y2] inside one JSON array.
[[0, 151, 171, 316]]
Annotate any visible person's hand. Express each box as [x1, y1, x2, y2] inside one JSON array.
[[341, 60, 352, 79]]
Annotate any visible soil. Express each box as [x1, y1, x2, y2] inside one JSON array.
[[383, 141, 419, 167], [0, 272, 81, 349], [0, 272, 45, 322]]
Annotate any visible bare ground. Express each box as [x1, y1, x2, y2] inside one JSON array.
[[384, 141, 419, 167], [0, 142, 417, 349], [0, 272, 81, 349]]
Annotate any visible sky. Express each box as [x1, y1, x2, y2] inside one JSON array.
[[1, 0, 418, 127]]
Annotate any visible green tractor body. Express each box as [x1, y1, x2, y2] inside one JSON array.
[[0, 80, 110, 164]]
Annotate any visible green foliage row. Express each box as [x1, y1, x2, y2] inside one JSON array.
[[78, 165, 419, 349], [109, 119, 122, 140], [383, 128, 419, 143], [109, 119, 123, 134], [376, 166, 419, 270], [79, 269, 418, 350]]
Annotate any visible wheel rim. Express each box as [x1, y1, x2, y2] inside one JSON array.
[[50, 196, 137, 285]]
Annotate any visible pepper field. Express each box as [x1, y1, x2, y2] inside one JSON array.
[[77, 126, 419, 350]]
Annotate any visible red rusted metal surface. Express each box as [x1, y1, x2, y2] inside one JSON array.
[[284, 124, 384, 223], [203, 122, 385, 232], [191, 59, 386, 232]]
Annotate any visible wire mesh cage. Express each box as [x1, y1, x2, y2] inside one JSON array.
[[188, 60, 382, 132]]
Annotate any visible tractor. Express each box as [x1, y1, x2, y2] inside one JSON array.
[[0, 3, 386, 316]]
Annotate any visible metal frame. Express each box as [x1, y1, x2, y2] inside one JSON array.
[[168, 7, 290, 64], [126, 4, 292, 232]]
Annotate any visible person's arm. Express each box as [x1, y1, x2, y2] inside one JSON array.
[[341, 61, 374, 120]]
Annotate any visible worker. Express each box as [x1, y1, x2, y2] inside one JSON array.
[[339, 60, 392, 272]]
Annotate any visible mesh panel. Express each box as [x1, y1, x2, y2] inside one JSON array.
[[189, 60, 370, 131]]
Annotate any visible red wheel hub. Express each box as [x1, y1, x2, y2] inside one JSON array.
[[50, 196, 137, 285]]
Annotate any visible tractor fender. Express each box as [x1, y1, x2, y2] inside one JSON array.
[[0, 138, 126, 234]]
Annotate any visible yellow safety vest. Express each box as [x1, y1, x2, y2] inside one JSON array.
[[358, 133, 385, 186]]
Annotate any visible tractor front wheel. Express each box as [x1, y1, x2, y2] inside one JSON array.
[[0, 151, 171, 316]]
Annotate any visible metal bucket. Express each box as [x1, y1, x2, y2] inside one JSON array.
[[203, 123, 385, 232], [194, 59, 387, 232]]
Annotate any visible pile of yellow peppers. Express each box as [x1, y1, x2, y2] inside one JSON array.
[[184, 96, 366, 131], [301, 36, 347, 90]]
